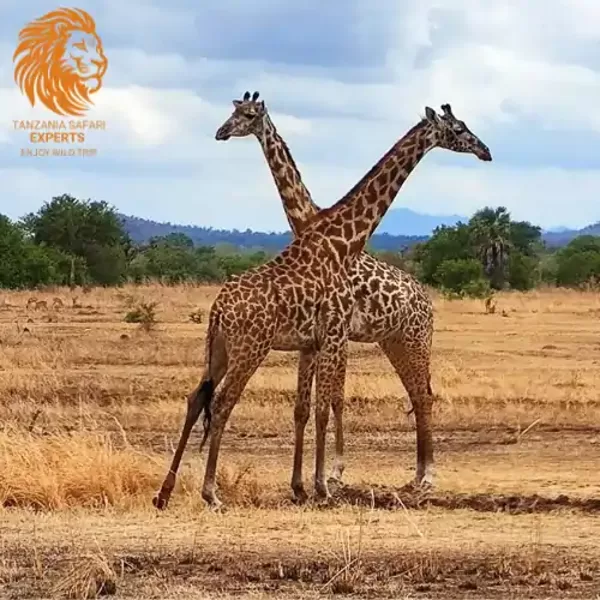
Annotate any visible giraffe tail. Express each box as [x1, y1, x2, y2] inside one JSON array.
[[198, 309, 222, 452], [197, 379, 215, 452]]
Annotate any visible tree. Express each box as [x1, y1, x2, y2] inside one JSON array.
[[555, 235, 600, 286], [509, 220, 542, 256], [0, 214, 73, 288], [507, 251, 539, 290], [149, 233, 194, 249], [433, 258, 490, 298], [468, 206, 512, 289], [22, 194, 130, 285], [0, 215, 28, 288], [411, 222, 473, 284]]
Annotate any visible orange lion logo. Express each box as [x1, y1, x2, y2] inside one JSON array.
[[13, 8, 108, 117]]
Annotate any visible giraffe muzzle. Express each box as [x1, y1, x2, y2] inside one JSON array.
[[215, 126, 231, 141], [477, 145, 492, 162]]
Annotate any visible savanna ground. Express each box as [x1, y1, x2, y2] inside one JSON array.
[[1, 284, 600, 599]]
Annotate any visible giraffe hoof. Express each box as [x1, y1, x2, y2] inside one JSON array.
[[292, 487, 309, 505], [315, 494, 338, 508], [414, 477, 434, 492], [207, 501, 225, 513], [152, 493, 168, 510], [202, 491, 224, 512], [327, 476, 343, 494]]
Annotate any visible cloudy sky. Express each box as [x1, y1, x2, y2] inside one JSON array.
[[1, 0, 599, 233]]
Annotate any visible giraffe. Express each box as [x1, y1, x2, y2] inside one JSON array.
[[214, 91, 437, 497], [153, 102, 492, 510]]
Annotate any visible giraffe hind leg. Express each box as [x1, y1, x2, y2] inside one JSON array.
[[379, 336, 435, 488], [201, 342, 273, 508], [153, 380, 217, 510], [153, 330, 227, 510]]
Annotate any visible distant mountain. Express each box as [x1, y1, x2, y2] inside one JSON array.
[[119, 210, 600, 253], [542, 222, 600, 247], [120, 213, 429, 252]]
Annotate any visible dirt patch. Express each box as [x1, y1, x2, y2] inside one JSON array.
[[2, 545, 598, 599], [332, 483, 600, 514]]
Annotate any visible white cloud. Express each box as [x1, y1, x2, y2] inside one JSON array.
[[2, 157, 597, 232], [0, 0, 599, 232]]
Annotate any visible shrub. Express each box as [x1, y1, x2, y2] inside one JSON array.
[[124, 301, 158, 332], [434, 258, 489, 298]]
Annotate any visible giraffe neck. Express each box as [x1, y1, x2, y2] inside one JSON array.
[[322, 119, 436, 261], [257, 115, 320, 237]]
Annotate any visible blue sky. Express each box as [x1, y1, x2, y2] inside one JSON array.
[[1, 0, 600, 233]]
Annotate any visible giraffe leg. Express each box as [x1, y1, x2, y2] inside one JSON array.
[[379, 336, 435, 487], [291, 348, 317, 503], [153, 381, 212, 510], [201, 346, 271, 508], [313, 337, 348, 500], [328, 357, 347, 483], [153, 333, 227, 510]]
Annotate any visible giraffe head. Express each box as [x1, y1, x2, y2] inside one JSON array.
[[215, 90, 267, 141], [424, 104, 492, 161]]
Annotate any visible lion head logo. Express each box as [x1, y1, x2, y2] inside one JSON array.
[[13, 8, 108, 117]]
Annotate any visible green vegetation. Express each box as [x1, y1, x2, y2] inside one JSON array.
[[0, 194, 598, 296]]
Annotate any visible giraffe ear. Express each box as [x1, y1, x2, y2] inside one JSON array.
[[259, 100, 265, 110], [232, 100, 243, 108], [424, 106, 439, 123]]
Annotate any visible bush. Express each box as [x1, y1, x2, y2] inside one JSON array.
[[556, 251, 600, 287], [434, 258, 490, 299], [124, 301, 158, 332], [434, 258, 483, 286], [507, 251, 539, 291], [459, 278, 491, 298]]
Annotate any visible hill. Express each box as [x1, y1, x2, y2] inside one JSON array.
[[120, 211, 431, 252], [119, 211, 600, 252], [542, 222, 600, 247]]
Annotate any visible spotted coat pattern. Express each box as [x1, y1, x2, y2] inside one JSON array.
[[154, 98, 492, 509]]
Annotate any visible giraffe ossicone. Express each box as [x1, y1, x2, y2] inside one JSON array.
[[154, 100, 492, 510]]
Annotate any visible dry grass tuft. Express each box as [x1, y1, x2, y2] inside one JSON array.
[[52, 552, 117, 599], [214, 463, 281, 508], [0, 431, 162, 510]]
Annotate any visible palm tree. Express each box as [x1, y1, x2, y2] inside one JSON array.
[[469, 206, 512, 289]]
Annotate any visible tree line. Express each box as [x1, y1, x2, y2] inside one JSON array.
[[1, 194, 599, 295]]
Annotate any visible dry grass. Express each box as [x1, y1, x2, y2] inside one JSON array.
[[1, 283, 600, 598]]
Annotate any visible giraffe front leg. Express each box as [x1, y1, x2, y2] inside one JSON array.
[[313, 338, 348, 501], [291, 349, 317, 504], [413, 393, 435, 487], [328, 370, 347, 484], [313, 390, 331, 500]]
